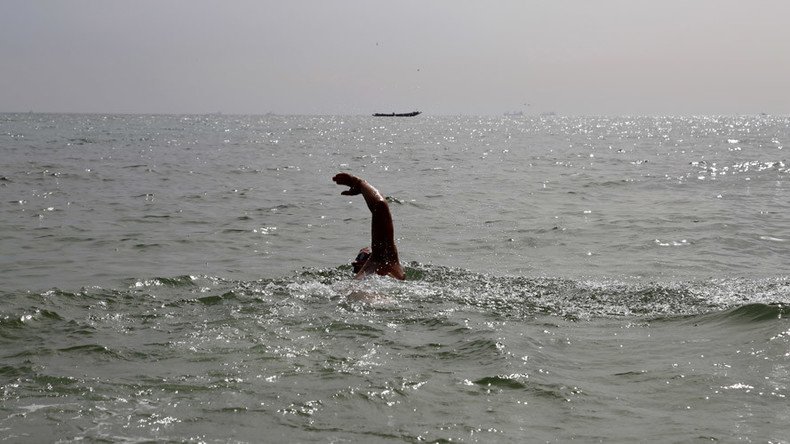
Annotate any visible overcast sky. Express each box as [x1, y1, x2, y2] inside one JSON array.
[[2, 1, 789, 115]]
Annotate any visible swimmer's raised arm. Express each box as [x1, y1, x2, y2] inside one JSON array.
[[333, 172, 405, 280]]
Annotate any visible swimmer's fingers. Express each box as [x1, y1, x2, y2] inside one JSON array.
[[341, 188, 361, 196], [333, 173, 362, 195]]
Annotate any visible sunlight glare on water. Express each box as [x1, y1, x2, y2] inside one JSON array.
[[0, 113, 789, 442]]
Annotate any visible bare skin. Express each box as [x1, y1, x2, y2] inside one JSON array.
[[333, 173, 406, 280]]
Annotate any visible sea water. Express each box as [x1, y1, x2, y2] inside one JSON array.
[[1, 113, 789, 442]]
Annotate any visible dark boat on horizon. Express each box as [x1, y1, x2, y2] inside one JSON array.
[[373, 111, 421, 117]]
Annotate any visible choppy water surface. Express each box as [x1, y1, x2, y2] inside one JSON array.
[[1, 113, 789, 442]]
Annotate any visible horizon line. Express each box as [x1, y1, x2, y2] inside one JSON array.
[[1, 110, 787, 119]]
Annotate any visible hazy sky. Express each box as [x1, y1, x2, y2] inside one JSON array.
[[2, 1, 789, 115]]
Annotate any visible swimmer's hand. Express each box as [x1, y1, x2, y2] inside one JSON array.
[[333, 172, 363, 196]]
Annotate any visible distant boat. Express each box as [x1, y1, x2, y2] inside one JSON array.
[[373, 111, 421, 117]]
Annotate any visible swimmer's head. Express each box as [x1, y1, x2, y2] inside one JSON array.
[[352, 247, 371, 274]]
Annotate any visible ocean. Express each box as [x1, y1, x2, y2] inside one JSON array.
[[1, 113, 789, 442]]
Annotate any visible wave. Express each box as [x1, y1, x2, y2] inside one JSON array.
[[678, 302, 790, 325], [1, 266, 787, 345], [249, 264, 790, 323]]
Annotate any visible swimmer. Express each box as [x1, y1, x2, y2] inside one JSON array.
[[333, 172, 406, 280]]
